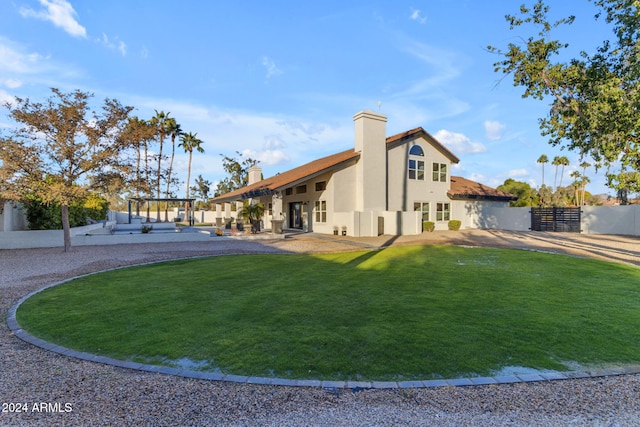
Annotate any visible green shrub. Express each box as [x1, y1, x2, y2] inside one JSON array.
[[448, 220, 462, 231], [423, 221, 435, 232], [141, 225, 153, 234], [23, 193, 109, 230], [83, 194, 109, 221]]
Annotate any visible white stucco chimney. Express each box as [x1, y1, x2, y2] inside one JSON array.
[[353, 110, 387, 211], [248, 165, 262, 185]]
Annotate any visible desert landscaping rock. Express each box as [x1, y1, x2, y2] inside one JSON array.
[[1, 230, 639, 425]]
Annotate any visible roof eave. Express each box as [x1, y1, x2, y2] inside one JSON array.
[[448, 193, 518, 202]]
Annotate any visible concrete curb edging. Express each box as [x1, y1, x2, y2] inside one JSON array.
[[8, 264, 640, 390]]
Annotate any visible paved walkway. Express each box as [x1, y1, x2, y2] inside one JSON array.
[[5, 229, 640, 390]]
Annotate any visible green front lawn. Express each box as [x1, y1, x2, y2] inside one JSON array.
[[16, 246, 640, 381]]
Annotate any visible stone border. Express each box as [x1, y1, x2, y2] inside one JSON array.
[[7, 261, 640, 390]]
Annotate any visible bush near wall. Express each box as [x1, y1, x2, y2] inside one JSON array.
[[423, 221, 435, 232], [448, 220, 462, 231], [23, 194, 109, 230]]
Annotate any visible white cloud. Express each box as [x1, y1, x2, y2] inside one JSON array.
[[0, 89, 16, 106], [469, 172, 487, 183], [484, 120, 505, 140], [0, 38, 44, 74], [261, 56, 283, 80], [396, 38, 462, 95], [507, 168, 528, 178], [2, 78, 23, 89], [0, 37, 81, 84], [410, 8, 427, 24], [98, 33, 127, 56], [434, 129, 486, 155], [243, 148, 290, 166], [20, 0, 87, 38]]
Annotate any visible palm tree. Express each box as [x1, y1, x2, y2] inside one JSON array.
[[570, 170, 581, 205], [558, 156, 570, 188], [149, 110, 171, 221], [238, 200, 265, 233], [537, 154, 548, 188], [179, 132, 204, 224], [552, 156, 561, 190], [164, 118, 182, 221], [124, 116, 154, 217], [580, 175, 591, 206], [579, 161, 591, 205]]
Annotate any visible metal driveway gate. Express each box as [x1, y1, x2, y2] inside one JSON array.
[[530, 207, 581, 232]]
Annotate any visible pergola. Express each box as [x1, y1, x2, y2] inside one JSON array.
[[128, 197, 197, 226]]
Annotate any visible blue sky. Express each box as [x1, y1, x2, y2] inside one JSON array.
[[0, 0, 616, 196]]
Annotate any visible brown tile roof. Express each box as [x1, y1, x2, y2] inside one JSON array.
[[386, 127, 460, 163], [449, 176, 517, 201], [211, 128, 466, 203], [210, 149, 359, 203]]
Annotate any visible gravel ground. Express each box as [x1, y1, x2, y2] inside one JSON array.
[[1, 230, 639, 426]]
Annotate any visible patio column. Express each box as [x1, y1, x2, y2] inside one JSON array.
[[271, 192, 284, 233]]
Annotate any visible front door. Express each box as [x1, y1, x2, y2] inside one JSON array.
[[289, 202, 303, 229]]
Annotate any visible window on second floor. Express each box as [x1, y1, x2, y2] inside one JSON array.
[[408, 145, 426, 181], [409, 145, 424, 156], [432, 163, 447, 182]]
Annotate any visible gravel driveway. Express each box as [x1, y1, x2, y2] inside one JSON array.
[[1, 230, 639, 426]]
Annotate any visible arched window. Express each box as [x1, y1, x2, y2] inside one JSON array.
[[409, 145, 424, 156], [408, 145, 425, 180]]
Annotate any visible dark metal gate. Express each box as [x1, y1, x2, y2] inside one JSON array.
[[530, 207, 581, 232]]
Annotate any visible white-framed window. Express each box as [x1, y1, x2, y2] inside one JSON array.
[[315, 200, 327, 223], [436, 202, 450, 221], [408, 145, 425, 180], [414, 202, 429, 221], [432, 163, 447, 182]]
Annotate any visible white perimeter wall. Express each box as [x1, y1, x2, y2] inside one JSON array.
[[462, 204, 639, 236], [2, 205, 638, 249], [1, 202, 28, 231]]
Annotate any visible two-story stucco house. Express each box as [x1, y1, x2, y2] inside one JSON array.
[[210, 110, 515, 236]]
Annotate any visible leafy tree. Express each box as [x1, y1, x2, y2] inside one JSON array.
[[178, 132, 204, 221], [497, 178, 539, 206], [214, 151, 259, 197], [190, 174, 211, 209], [488, 0, 640, 194], [538, 184, 553, 207], [0, 88, 132, 251]]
